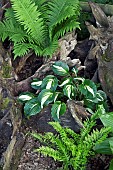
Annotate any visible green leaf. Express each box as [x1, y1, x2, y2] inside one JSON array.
[[86, 108, 94, 114], [59, 78, 72, 87], [54, 92, 60, 102], [13, 43, 30, 58], [18, 92, 34, 103], [11, 0, 46, 45], [74, 77, 84, 82], [86, 85, 95, 97], [63, 84, 75, 99], [71, 67, 78, 76], [94, 137, 113, 155], [79, 79, 97, 98], [109, 159, 113, 170], [38, 89, 54, 108], [41, 75, 58, 91], [52, 61, 69, 76], [24, 97, 41, 116], [31, 79, 42, 90], [51, 101, 66, 121], [100, 112, 113, 132], [97, 90, 107, 100], [96, 92, 104, 102]]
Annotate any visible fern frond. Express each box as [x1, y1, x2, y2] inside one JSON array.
[[13, 43, 30, 58], [5, 8, 16, 23], [80, 118, 96, 142], [46, 0, 80, 39], [34, 133, 69, 162], [33, 0, 47, 8], [32, 120, 111, 170], [33, 0, 49, 14], [65, 127, 80, 143], [36, 146, 61, 161], [84, 127, 111, 146], [49, 122, 77, 154], [42, 40, 58, 57], [53, 17, 80, 40], [0, 19, 27, 42], [29, 43, 43, 56], [11, 0, 46, 45]]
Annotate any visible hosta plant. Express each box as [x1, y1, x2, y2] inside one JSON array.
[[31, 110, 111, 170], [19, 61, 108, 121], [0, 0, 80, 58]]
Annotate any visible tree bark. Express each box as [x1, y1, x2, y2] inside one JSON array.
[[80, 2, 113, 16]]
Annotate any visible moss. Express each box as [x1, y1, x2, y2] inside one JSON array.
[[2, 63, 12, 78], [102, 52, 111, 62], [0, 94, 10, 109]]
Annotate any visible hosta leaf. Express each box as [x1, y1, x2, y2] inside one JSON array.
[[96, 92, 104, 102], [18, 92, 34, 103], [100, 112, 113, 132], [24, 97, 41, 116], [54, 92, 60, 103], [38, 89, 54, 108], [31, 79, 42, 90], [97, 90, 107, 100], [84, 99, 96, 111], [71, 67, 78, 76], [94, 137, 113, 155], [51, 101, 66, 121], [59, 78, 72, 87], [86, 85, 95, 97], [109, 159, 113, 170], [79, 79, 97, 99], [52, 61, 69, 76], [41, 75, 58, 91], [74, 77, 84, 82], [63, 84, 75, 99]]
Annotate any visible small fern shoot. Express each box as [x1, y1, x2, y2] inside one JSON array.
[[32, 113, 111, 170]]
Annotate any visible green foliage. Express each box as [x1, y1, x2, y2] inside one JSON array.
[[93, 107, 113, 170], [109, 159, 113, 170], [19, 61, 108, 121], [32, 112, 111, 170], [0, 0, 80, 58]]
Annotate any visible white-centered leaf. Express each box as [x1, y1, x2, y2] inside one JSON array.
[[59, 78, 71, 87], [52, 61, 69, 76], [52, 65, 67, 74], [74, 77, 84, 82], [31, 80, 42, 90], [51, 101, 66, 121], [86, 85, 95, 97], [19, 95, 32, 101], [54, 92, 60, 102], [46, 79, 53, 89], [18, 92, 34, 102], [63, 84, 75, 99], [38, 89, 54, 109], [41, 75, 58, 91], [24, 97, 41, 116]]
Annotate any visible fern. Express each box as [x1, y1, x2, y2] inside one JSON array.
[[11, 0, 46, 45], [53, 16, 80, 40], [0, 0, 80, 58], [32, 113, 111, 170], [46, 0, 80, 41]]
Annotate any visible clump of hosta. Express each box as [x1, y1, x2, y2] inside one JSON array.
[[19, 61, 108, 121]]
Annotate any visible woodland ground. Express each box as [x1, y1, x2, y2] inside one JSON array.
[[7, 38, 113, 170]]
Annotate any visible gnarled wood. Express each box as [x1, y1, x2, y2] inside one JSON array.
[[86, 2, 113, 105]]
